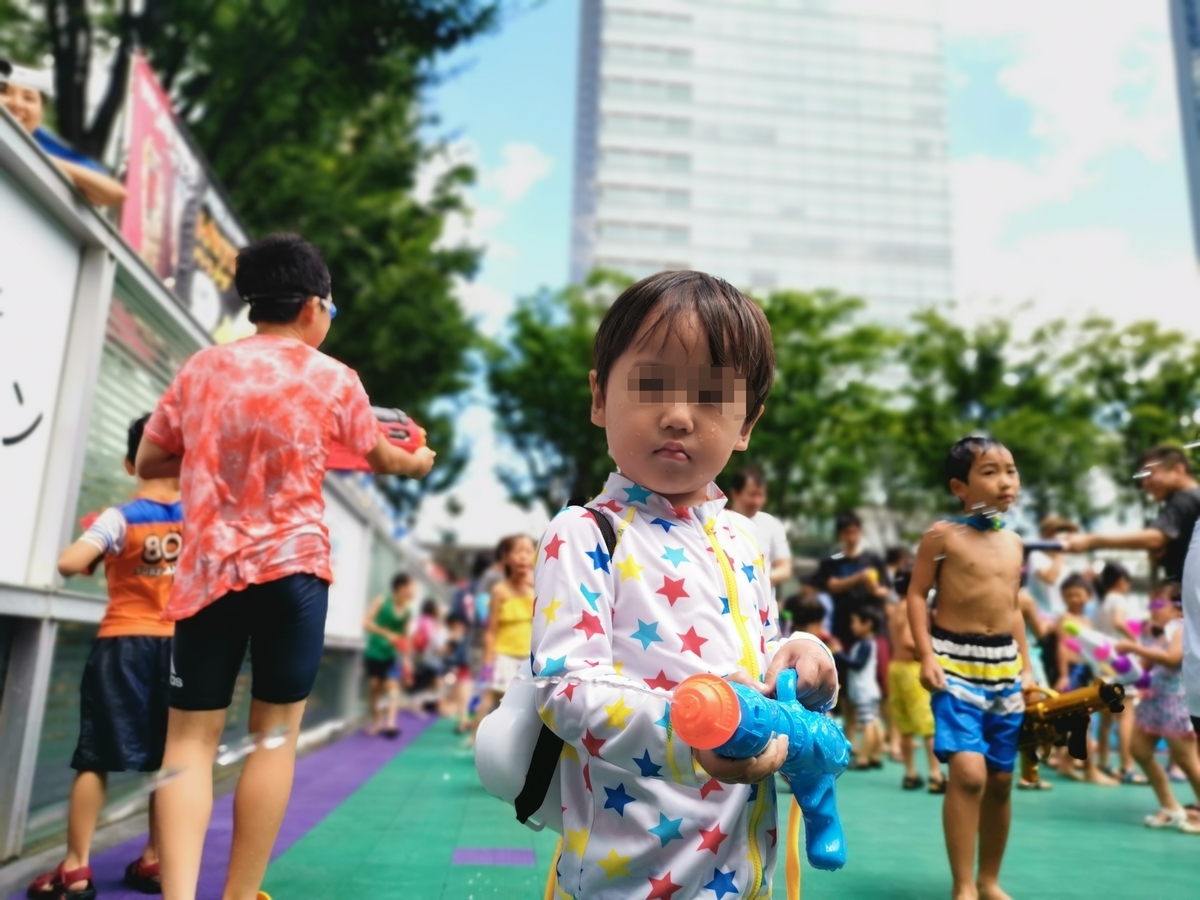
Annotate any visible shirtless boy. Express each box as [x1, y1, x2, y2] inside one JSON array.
[[907, 437, 1035, 900]]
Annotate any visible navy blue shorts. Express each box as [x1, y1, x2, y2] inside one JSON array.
[[170, 573, 328, 710], [72, 636, 171, 773]]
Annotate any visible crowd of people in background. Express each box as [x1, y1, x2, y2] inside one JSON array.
[[364, 443, 1200, 844]]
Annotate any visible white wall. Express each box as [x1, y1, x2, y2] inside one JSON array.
[[0, 171, 82, 586]]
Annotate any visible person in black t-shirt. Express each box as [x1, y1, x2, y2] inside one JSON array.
[[814, 511, 892, 646], [1063, 446, 1200, 585], [813, 511, 891, 758]]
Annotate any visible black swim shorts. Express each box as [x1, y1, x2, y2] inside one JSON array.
[[170, 573, 328, 710]]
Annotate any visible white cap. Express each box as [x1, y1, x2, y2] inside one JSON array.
[[1, 61, 54, 96]]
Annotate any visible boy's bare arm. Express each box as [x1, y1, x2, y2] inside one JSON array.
[[57, 539, 104, 577], [136, 436, 182, 479], [366, 432, 436, 478], [905, 524, 946, 691], [1010, 604, 1035, 689]]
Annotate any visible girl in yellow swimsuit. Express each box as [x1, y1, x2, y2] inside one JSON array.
[[475, 534, 536, 729]]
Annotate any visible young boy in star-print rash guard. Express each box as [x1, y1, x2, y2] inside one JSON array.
[[531, 272, 839, 900]]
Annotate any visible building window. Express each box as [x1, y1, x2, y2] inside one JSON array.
[[600, 148, 691, 173], [603, 113, 692, 137], [603, 78, 692, 103], [604, 43, 693, 68], [597, 221, 690, 246], [598, 185, 691, 209]]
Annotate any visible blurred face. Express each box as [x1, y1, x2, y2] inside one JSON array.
[[849, 613, 872, 638], [591, 311, 759, 507], [0, 83, 43, 132], [506, 537, 536, 575], [838, 524, 863, 554], [952, 446, 1020, 513], [1139, 461, 1186, 503], [392, 581, 415, 607], [1062, 585, 1090, 613], [730, 479, 767, 516]]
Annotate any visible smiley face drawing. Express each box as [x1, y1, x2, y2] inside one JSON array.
[[2, 380, 42, 446], [0, 290, 45, 449]]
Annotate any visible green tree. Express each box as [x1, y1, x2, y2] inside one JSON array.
[[1067, 317, 1200, 501], [3, 1, 500, 513], [735, 290, 898, 525], [487, 272, 631, 518], [892, 310, 1109, 521]]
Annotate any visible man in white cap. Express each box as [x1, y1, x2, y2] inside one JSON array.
[[0, 58, 127, 206]]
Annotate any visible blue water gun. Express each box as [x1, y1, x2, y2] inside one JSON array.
[[670, 669, 850, 871]]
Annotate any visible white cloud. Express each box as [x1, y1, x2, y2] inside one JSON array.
[[486, 142, 554, 203], [945, 0, 1200, 329]]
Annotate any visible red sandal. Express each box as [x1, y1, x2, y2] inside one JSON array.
[[124, 858, 162, 894], [26, 863, 96, 900]]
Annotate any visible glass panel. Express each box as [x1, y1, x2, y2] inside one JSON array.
[[0, 615, 15, 707], [70, 290, 198, 596], [302, 650, 351, 730]]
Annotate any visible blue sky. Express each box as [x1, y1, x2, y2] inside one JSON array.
[[414, 0, 1200, 545]]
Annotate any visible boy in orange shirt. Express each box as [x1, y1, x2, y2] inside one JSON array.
[[28, 414, 181, 899]]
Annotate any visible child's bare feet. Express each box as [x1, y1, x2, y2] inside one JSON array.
[[976, 880, 1013, 900], [1085, 769, 1119, 787]]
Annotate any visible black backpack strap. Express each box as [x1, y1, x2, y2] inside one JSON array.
[[583, 505, 618, 558], [515, 723, 566, 824], [514, 505, 618, 824]]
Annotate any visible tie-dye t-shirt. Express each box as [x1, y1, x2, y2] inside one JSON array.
[[145, 334, 378, 621]]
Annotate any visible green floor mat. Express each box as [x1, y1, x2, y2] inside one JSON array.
[[265, 720, 1198, 899]]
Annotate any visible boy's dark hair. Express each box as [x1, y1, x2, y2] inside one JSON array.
[[946, 435, 1007, 486], [1098, 562, 1131, 598], [1060, 573, 1091, 596], [885, 546, 911, 567], [592, 271, 776, 425], [1139, 445, 1193, 475], [126, 413, 151, 467], [850, 605, 881, 632], [446, 611, 468, 627], [235, 233, 331, 324], [789, 595, 827, 629], [730, 466, 765, 494], [391, 572, 412, 592], [834, 511, 861, 535], [420, 599, 438, 617]]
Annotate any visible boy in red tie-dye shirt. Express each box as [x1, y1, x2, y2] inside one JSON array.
[[138, 234, 434, 900]]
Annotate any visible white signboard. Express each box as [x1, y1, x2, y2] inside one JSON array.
[[323, 487, 372, 643], [0, 171, 82, 585]]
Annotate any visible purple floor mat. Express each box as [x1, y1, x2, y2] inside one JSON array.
[[11, 714, 434, 900], [451, 848, 536, 867]]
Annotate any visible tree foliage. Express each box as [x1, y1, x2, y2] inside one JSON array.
[[734, 290, 897, 523], [2, 0, 501, 515], [487, 277, 1200, 533], [486, 271, 631, 518], [889, 311, 1111, 521]]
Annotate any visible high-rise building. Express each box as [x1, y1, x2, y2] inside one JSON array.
[[1170, 0, 1200, 264], [571, 0, 954, 324]]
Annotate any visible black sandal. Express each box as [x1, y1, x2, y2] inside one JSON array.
[[928, 777, 948, 794], [124, 858, 162, 894], [902, 775, 925, 790]]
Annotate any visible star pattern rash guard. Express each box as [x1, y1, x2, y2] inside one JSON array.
[[534, 472, 798, 900]]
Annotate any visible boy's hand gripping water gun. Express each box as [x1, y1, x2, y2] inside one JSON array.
[[326, 407, 425, 472], [1061, 620, 1148, 687], [670, 669, 851, 871], [1018, 681, 1125, 784]]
